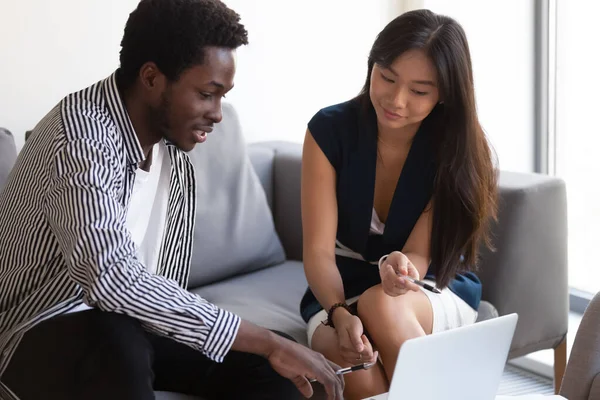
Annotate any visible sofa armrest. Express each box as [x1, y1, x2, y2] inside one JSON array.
[[249, 141, 304, 261], [478, 171, 568, 357], [560, 292, 600, 399]]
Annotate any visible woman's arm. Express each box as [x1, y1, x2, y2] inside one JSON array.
[[303, 129, 378, 363], [402, 201, 433, 279], [301, 129, 346, 315]]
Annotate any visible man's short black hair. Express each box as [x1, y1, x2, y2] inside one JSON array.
[[118, 0, 248, 89]]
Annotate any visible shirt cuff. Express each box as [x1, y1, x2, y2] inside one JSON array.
[[202, 308, 241, 363]]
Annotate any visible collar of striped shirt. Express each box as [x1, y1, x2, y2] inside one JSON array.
[[104, 70, 146, 166]]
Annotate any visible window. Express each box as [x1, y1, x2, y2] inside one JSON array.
[[554, 0, 600, 295]]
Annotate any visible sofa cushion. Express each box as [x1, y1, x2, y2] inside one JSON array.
[[186, 103, 286, 288], [0, 128, 17, 190], [192, 261, 309, 345]]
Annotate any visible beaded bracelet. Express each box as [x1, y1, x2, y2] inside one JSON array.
[[322, 302, 352, 329]]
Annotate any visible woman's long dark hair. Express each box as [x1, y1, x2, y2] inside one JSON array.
[[357, 9, 498, 288]]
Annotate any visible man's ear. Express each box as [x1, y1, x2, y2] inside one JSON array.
[[138, 62, 166, 101]]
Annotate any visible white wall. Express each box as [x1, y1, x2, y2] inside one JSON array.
[[1, 1, 535, 174], [0, 0, 140, 150], [223, 0, 536, 172], [222, 0, 400, 145], [423, 0, 536, 172], [0, 0, 401, 150]]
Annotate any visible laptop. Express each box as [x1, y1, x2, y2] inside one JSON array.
[[363, 313, 518, 400]]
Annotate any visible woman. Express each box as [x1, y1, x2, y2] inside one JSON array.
[[300, 9, 498, 399]]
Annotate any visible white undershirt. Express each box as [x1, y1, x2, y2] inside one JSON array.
[[370, 208, 385, 235], [334, 208, 386, 262], [68, 141, 171, 313], [126, 140, 170, 274]]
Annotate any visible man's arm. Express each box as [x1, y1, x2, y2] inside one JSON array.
[[44, 137, 238, 362], [43, 137, 344, 398]]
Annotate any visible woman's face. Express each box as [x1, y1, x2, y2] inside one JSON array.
[[369, 49, 440, 132]]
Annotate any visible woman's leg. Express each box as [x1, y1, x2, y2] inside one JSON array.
[[311, 323, 388, 400], [358, 284, 433, 380]]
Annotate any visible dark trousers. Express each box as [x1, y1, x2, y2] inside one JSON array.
[[1, 309, 299, 400]]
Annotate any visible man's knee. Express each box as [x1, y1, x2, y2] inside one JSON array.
[[77, 310, 153, 380], [246, 353, 300, 400], [220, 330, 301, 399], [213, 350, 300, 400], [72, 311, 155, 399], [2, 310, 154, 400], [88, 311, 150, 354]]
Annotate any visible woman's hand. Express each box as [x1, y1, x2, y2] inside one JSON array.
[[332, 309, 378, 365], [379, 251, 421, 297]]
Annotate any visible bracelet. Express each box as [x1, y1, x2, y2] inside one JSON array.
[[322, 302, 352, 329], [378, 254, 389, 270]]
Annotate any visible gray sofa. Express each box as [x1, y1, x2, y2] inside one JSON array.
[[0, 101, 568, 400]]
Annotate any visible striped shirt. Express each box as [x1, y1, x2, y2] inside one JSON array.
[[0, 72, 240, 396]]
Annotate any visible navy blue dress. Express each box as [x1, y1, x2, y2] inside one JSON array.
[[299, 99, 482, 323]]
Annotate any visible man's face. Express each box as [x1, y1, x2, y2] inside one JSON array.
[[153, 47, 236, 152]]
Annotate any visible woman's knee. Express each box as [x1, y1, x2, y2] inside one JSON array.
[[310, 324, 343, 362], [357, 284, 385, 310], [357, 285, 430, 340], [357, 284, 410, 320]]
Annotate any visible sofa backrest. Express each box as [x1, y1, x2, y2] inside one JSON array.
[[185, 103, 286, 289], [247, 144, 275, 210], [248, 141, 304, 261], [0, 128, 17, 191]]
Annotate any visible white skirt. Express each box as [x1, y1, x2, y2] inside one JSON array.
[[306, 279, 478, 348]]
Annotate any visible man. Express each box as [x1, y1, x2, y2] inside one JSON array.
[[0, 0, 344, 399]]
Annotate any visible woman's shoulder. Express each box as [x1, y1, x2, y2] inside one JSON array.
[[306, 99, 363, 169], [308, 99, 361, 133]]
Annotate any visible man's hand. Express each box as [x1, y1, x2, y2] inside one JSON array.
[[332, 309, 378, 365], [232, 320, 344, 398], [267, 332, 344, 399], [380, 251, 421, 296]]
